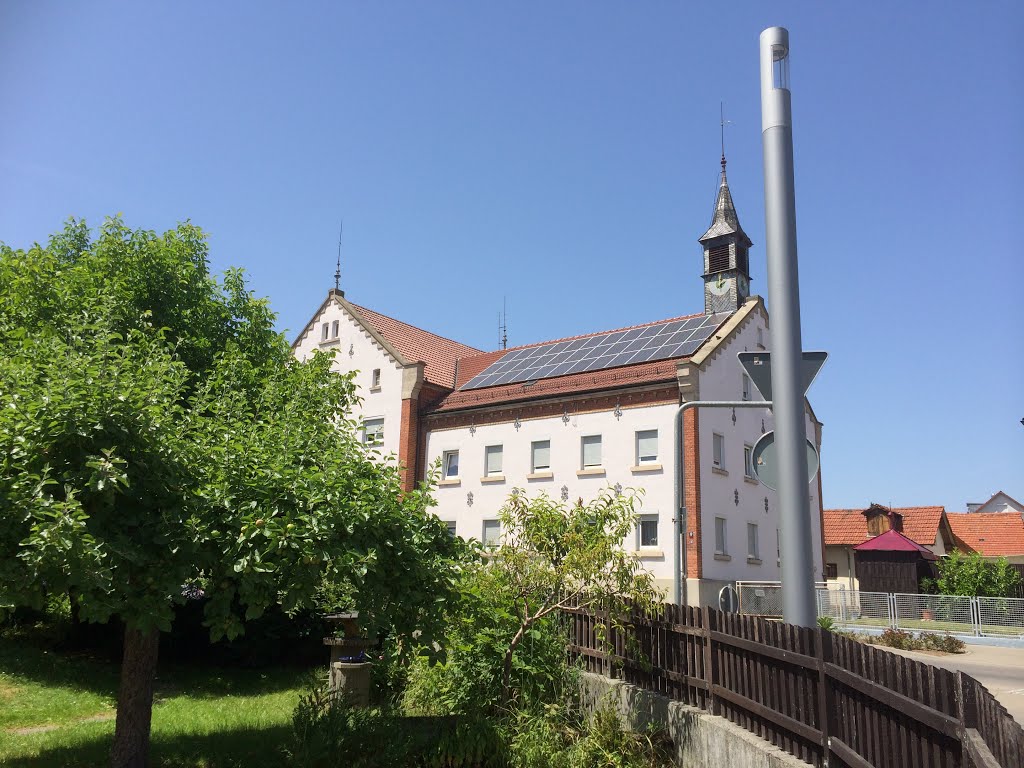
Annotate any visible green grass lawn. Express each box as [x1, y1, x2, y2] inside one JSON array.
[[0, 627, 315, 767]]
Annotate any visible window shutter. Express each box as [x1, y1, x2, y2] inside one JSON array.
[[636, 430, 658, 462], [532, 441, 550, 470], [582, 436, 602, 467], [485, 445, 503, 475]]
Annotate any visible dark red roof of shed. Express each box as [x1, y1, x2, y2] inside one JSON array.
[[853, 529, 937, 560]]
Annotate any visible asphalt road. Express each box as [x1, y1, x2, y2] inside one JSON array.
[[886, 644, 1024, 725]]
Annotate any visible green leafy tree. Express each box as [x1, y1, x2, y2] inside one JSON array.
[[0, 218, 462, 767], [404, 488, 661, 713], [928, 551, 1022, 597]]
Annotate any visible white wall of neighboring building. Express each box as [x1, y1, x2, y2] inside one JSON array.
[[694, 311, 824, 589], [292, 301, 406, 458], [426, 401, 680, 595], [824, 545, 858, 591]]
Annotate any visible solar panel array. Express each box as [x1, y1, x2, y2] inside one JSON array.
[[462, 313, 730, 390]]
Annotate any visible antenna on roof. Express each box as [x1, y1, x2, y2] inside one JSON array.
[[334, 220, 343, 295], [498, 297, 508, 350]]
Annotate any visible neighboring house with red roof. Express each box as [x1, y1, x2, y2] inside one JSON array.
[[292, 157, 826, 606], [822, 504, 955, 591], [947, 512, 1024, 564]]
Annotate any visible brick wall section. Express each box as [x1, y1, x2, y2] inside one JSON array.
[[424, 385, 679, 432], [398, 396, 419, 493], [684, 408, 703, 578]]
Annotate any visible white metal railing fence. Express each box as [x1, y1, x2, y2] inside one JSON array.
[[735, 582, 1024, 638]]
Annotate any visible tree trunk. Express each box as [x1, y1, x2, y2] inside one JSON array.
[[111, 626, 160, 768], [501, 624, 527, 706]]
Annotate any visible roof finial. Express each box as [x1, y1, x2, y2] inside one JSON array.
[[334, 220, 343, 293], [719, 101, 730, 173]]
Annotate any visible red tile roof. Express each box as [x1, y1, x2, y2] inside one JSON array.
[[436, 310, 721, 412], [350, 304, 482, 388], [823, 506, 946, 547], [946, 512, 1024, 557]]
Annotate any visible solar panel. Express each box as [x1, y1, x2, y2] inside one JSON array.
[[461, 312, 731, 390]]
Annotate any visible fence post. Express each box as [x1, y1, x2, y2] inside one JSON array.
[[702, 605, 718, 716], [954, 670, 977, 765], [817, 627, 833, 766], [971, 597, 982, 638], [889, 593, 898, 630]]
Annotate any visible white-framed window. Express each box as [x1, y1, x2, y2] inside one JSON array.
[[744, 445, 754, 479], [444, 521, 457, 538], [331, 319, 339, 338], [747, 522, 759, 559], [531, 440, 551, 472], [482, 519, 501, 547], [637, 513, 659, 549], [635, 429, 658, 464], [321, 322, 329, 340], [712, 433, 725, 469], [757, 327, 764, 346], [742, 373, 751, 401], [371, 368, 381, 388], [362, 417, 384, 446], [485, 444, 503, 476], [715, 517, 728, 555], [442, 450, 460, 479], [581, 435, 602, 469]]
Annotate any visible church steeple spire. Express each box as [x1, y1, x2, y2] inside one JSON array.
[[699, 151, 753, 314]]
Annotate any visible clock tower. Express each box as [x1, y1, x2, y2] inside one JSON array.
[[699, 155, 753, 314]]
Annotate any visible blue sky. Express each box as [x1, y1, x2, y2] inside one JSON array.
[[2, 2, 1021, 512]]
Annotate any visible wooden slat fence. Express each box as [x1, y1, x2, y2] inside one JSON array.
[[565, 602, 1024, 768]]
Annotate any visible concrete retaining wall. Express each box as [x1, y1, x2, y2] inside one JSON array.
[[580, 672, 806, 768]]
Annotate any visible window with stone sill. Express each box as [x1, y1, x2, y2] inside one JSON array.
[[712, 433, 725, 470], [531, 440, 550, 473], [442, 450, 459, 479], [362, 418, 384, 446], [485, 444, 503, 477], [715, 517, 728, 555], [637, 514, 659, 549], [635, 430, 658, 465]]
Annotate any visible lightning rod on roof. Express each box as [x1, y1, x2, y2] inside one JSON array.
[[334, 220, 343, 294], [498, 297, 508, 350]]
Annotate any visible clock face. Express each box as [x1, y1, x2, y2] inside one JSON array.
[[708, 273, 730, 297]]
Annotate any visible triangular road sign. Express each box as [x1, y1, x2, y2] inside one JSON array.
[[737, 350, 827, 401]]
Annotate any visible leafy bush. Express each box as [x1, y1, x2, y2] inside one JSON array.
[[817, 616, 836, 631], [506, 700, 673, 768], [924, 552, 1022, 597], [871, 628, 965, 653], [877, 628, 916, 650], [289, 679, 506, 767], [917, 632, 966, 653]]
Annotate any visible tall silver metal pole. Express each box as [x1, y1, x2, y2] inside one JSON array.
[[759, 27, 816, 627]]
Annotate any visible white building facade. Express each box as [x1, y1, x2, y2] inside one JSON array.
[[293, 158, 826, 605]]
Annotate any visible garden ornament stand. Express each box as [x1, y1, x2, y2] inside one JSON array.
[[323, 612, 375, 707]]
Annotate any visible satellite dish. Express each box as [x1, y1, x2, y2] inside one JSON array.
[[719, 585, 739, 613]]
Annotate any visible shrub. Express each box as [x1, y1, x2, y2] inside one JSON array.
[[877, 628, 915, 650], [817, 616, 836, 631], [872, 629, 965, 653]]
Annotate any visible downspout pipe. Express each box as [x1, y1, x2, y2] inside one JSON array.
[[673, 400, 772, 606]]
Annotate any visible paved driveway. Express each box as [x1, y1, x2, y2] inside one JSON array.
[[885, 645, 1024, 725]]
